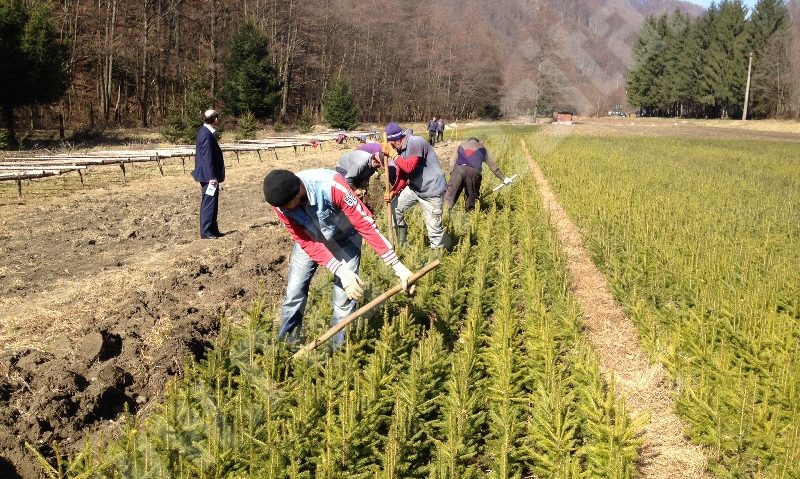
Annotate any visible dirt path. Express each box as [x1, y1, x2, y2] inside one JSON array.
[[520, 139, 712, 479]]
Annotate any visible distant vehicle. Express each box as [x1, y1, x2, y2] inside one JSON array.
[[607, 110, 626, 117]]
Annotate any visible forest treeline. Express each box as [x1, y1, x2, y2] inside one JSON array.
[[628, 0, 794, 118], [4, 0, 799, 148], [1, 0, 508, 146]]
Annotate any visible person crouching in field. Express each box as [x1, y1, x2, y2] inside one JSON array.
[[335, 148, 384, 201], [263, 169, 415, 348], [383, 122, 448, 249], [444, 137, 513, 215]]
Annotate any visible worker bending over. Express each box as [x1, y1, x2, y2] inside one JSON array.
[[263, 169, 414, 348]]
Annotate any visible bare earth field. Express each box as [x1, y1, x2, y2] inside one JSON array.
[[574, 115, 800, 142], [0, 142, 338, 477]]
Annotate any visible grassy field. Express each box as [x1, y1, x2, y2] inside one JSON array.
[[43, 127, 644, 478], [535, 134, 800, 477]]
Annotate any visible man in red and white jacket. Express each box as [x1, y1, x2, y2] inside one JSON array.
[[263, 168, 414, 348]]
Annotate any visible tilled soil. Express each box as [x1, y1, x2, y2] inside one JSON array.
[[0, 142, 350, 478]]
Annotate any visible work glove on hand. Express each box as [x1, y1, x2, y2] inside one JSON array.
[[503, 176, 513, 185], [382, 142, 398, 159], [336, 268, 365, 300], [392, 262, 416, 295]]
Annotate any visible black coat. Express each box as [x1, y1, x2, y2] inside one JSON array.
[[192, 126, 225, 183]]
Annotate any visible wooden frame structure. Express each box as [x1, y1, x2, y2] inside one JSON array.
[[0, 130, 378, 197]]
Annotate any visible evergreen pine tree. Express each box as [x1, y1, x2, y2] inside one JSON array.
[[654, 11, 691, 116], [674, 19, 705, 117], [161, 74, 214, 143], [747, 0, 790, 117], [0, 0, 67, 148], [323, 79, 359, 130], [627, 16, 667, 114], [223, 22, 281, 120], [701, 0, 749, 118]]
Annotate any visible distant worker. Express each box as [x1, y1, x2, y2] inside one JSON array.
[[383, 122, 448, 249], [436, 118, 444, 142], [263, 169, 415, 348], [427, 117, 438, 146], [444, 137, 513, 214], [191, 109, 225, 239]]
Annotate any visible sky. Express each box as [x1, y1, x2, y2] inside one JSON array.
[[684, 0, 759, 9]]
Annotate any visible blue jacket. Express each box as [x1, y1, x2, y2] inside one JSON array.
[[192, 125, 225, 183], [428, 120, 438, 132]]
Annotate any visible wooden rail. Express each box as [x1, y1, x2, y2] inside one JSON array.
[[0, 130, 375, 196]]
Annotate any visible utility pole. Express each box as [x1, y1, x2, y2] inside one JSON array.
[[743, 51, 753, 120]]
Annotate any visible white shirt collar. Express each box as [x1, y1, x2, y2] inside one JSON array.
[[204, 123, 216, 134]]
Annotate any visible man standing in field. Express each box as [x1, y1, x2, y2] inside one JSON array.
[[383, 122, 448, 249], [436, 118, 445, 143], [263, 168, 415, 348], [427, 117, 438, 145], [191, 109, 225, 239], [444, 137, 513, 215]]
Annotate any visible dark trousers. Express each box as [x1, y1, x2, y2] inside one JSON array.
[[437, 130, 443, 142], [428, 131, 437, 146], [198, 182, 220, 237], [444, 165, 482, 212]]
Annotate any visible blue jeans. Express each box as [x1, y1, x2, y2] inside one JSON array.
[[278, 233, 362, 349]]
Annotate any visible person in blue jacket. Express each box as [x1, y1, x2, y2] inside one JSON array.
[[191, 109, 226, 239]]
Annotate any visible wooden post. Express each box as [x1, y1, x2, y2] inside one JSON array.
[[257, 150, 262, 161], [182, 157, 186, 174], [381, 133, 396, 244], [292, 260, 440, 360], [383, 156, 396, 244], [273, 149, 279, 162], [743, 51, 754, 121], [156, 155, 164, 176], [119, 162, 126, 184], [78, 170, 85, 186], [235, 151, 240, 164], [16, 179, 22, 197]]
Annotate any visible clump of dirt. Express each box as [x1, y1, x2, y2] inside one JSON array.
[[0, 315, 213, 478]]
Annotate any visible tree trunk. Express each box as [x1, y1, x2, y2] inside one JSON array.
[[2, 106, 18, 149], [139, 0, 150, 127]]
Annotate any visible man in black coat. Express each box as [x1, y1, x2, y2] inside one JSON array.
[[192, 109, 225, 239]]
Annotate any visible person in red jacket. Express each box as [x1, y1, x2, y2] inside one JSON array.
[[383, 122, 447, 248], [263, 168, 414, 348]]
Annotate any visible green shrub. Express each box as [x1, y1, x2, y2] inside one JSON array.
[[235, 111, 258, 140], [297, 113, 314, 134], [323, 79, 359, 130], [272, 120, 285, 133]]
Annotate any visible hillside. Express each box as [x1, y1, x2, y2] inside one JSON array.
[[495, 0, 706, 114]]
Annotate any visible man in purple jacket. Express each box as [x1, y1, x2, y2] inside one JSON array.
[[444, 137, 512, 214], [427, 117, 438, 146]]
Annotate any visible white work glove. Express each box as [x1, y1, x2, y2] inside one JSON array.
[[392, 262, 416, 295], [336, 268, 365, 300], [503, 176, 513, 185]]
